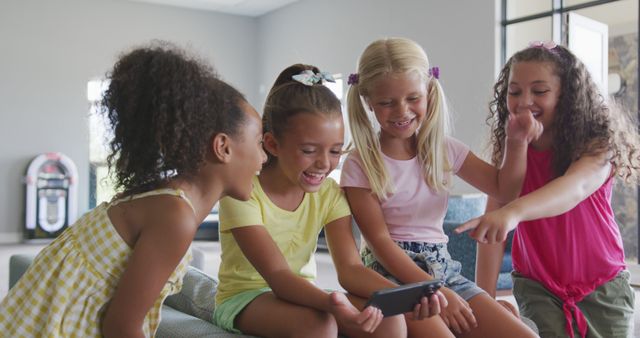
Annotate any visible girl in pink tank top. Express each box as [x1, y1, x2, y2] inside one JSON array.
[[458, 42, 640, 338]]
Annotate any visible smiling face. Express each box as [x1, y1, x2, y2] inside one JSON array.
[[267, 113, 344, 193], [366, 72, 428, 142], [507, 61, 561, 147], [226, 101, 267, 200]]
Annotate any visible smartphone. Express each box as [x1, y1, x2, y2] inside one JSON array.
[[364, 279, 444, 317]]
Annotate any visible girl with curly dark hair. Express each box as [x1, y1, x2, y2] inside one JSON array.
[[459, 42, 640, 338], [0, 41, 266, 338]]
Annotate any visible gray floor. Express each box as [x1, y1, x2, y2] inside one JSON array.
[[2, 240, 639, 337]]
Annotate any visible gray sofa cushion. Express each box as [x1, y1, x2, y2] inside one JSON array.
[[161, 266, 258, 337], [9, 254, 34, 289], [164, 266, 218, 322], [444, 194, 514, 290]]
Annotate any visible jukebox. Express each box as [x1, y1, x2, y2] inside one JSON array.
[[24, 152, 78, 240]]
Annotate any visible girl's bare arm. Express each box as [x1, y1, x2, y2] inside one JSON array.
[[474, 198, 507, 298], [231, 225, 333, 310], [456, 147, 523, 203], [458, 111, 540, 203], [343, 187, 435, 284], [324, 215, 397, 298], [102, 198, 198, 338], [231, 223, 384, 332], [457, 151, 612, 243], [506, 151, 611, 220]]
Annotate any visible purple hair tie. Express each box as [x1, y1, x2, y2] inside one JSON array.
[[428, 66, 440, 80], [347, 73, 359, 85]]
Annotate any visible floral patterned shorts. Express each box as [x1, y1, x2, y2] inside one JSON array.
[[362, 241, 485, 301]]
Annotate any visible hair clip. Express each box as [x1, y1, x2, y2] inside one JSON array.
[[292, 70, 336, 86], [428, 66, 440, 80], [347, 73, 359, 85], [529, 40, 558, 50]]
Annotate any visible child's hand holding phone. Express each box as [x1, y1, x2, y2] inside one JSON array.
[[365, 280, 445, 317], [410, 289, 448, 320]]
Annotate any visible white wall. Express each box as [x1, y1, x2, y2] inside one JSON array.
[[0, 0, 500, 242], [0, 0, 258, 241], [257, 0, 498, 192]]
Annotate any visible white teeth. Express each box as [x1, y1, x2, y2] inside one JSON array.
[[393, 119, 412, 126]]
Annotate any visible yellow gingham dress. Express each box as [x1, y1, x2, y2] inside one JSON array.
[[0, 189, 193, 337]]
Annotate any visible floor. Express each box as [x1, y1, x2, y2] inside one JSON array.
[[2, 241, 640, 337]]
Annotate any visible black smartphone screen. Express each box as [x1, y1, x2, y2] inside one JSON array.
[[364, 280, 444, 317]]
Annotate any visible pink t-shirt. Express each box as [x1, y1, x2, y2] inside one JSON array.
[[512, 147, 625, 338], [340, 136, 469, 243]]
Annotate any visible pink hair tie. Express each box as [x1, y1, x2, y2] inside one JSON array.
[[529, 40, 558, 50]]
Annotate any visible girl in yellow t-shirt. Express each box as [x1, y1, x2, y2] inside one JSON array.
[[0, 42, 266, 338], [214, 64, 447, 338]]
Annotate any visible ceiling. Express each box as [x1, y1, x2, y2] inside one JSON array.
[[128, 0, 300, 17]]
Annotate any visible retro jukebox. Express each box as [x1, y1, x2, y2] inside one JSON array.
[[24, 152, 78, 241]]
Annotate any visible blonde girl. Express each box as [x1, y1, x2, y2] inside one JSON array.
[[341, 37, 540, 337]]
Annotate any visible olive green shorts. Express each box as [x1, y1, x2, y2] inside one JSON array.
[[512, 270, 635, 338]]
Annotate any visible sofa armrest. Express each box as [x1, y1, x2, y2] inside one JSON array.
[[164, 266, 218, 322], [9, 254, 35, 289], [443, 221, 515, 290], [443, 221, 478, 281]]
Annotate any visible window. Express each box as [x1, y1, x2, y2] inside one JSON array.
[[505, 17, 552, 58], [324, 74, 349, 182], [506, 0, 552, 20], [87, 79, 116, 209]]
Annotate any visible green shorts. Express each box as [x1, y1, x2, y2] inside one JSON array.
[[212, 288, 272, 334], [212, 286, 337, 334], [512, 270, 635, 338]]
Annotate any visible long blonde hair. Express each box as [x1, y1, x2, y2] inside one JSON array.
[[346, 37, 452, 199]]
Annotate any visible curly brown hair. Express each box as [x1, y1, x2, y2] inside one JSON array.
[[262, 63, 342, 167], [488, 44, 640, 182], [101, 41, 247, 196]]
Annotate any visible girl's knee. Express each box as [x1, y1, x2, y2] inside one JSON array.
[[369, 314, 407, 338], [406, 315, 454, 338], [294, 310, 337, 338]]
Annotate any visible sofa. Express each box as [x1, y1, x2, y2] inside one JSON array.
[[442, 194, 514, 290], [8, 253, 255, 338], [8, 194, 516, 337]]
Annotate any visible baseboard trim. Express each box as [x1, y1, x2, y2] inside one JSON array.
[[0, 232, 23, 244]]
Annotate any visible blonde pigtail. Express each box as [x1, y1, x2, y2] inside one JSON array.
[[416, 78, 452, 191], [347, 84, 393, 199]]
